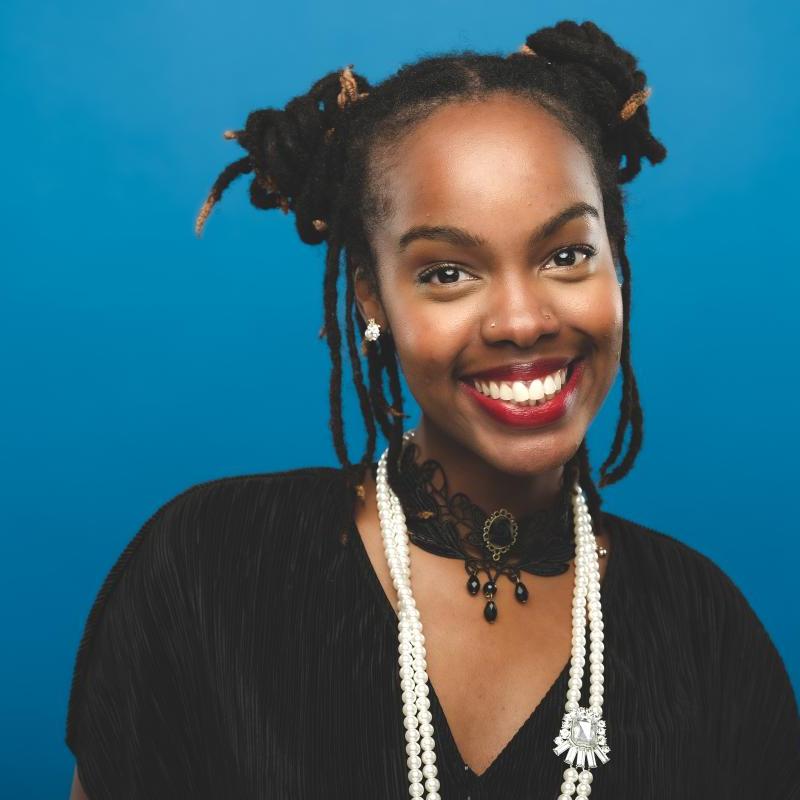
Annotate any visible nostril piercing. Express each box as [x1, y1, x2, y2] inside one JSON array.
[[489, 322, 496, 328]]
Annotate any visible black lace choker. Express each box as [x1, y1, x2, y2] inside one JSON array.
[[388, 437, 576, 624]]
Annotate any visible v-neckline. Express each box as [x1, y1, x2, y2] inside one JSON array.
[[347, 501, 623, 785]]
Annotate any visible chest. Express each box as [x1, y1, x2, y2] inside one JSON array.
[[354, 500, 612, 777]]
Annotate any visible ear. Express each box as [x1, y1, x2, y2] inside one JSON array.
[[353, 265, 389, 332]]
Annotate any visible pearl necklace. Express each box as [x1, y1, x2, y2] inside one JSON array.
[[375, 437, 610, 799]]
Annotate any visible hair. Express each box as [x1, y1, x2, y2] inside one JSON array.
[[194, 19, 667, 521]]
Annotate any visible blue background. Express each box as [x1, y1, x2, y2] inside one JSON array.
[[3, 0, 798, 795]]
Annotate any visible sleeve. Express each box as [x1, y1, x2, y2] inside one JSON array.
[[64, 485, 210, 800], [714, 571, 800, 796]]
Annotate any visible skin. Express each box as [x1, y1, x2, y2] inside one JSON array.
[[353, 91, 621, 775], [356, 91, 622, 515]]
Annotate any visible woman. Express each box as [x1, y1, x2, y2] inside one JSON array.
[[65, 19, 800, 799]]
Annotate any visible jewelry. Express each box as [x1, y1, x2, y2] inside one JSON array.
[[376, 433, 610, 799], [393, 432, 580, 624], [364, 318, 381, 342]]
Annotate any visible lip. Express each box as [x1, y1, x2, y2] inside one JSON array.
[[462, 356, 576, 383], [459, 357, 585, 429]]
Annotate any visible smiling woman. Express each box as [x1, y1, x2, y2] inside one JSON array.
[[65, 18, 799, 800]]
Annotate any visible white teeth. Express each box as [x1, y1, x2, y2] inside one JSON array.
[[528, 379, 544, 404], [512, 381, 529, 402], [472, 365, 573, 406]]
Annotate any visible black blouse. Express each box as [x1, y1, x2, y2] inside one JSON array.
[[65, 466, 800, 799]]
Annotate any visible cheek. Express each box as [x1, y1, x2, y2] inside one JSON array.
[[387, 301, 475, 389], [563, 275, 623, 353]]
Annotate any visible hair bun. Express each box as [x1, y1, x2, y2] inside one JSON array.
[[523, 20, 667, 183], [195, 66, 372, 241]]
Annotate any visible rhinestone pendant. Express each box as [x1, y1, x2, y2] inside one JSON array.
[[552, 707, 610, 768]]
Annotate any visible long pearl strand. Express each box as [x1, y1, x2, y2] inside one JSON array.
[[375, 436, 610, 799]]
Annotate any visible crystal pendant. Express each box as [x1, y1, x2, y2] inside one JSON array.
[[552, 707, 610, 768], [466, 574, 480, 595], [483, 600, 498, 623]]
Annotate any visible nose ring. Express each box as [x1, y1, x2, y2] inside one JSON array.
[[544, 313, 551, 320], [489, 322, 496, 328]]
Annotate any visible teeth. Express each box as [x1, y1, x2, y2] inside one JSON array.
[[512, 381, 529, 403], [472, 365, 572, 406], [528, 378, 544, 404]]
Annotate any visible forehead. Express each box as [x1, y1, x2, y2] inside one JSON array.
[[373, 93, 601, 243]]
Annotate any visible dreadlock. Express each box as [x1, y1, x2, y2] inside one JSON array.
[[193, 20, 667, 519]]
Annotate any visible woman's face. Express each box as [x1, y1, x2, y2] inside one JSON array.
[[356, 92, 623, 477]]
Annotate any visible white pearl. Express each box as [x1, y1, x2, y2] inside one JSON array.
[[422, 763, 437, 779], [576, 783, 591, 796], [379, 449, 607, 800], [563, 767, 579, 781]]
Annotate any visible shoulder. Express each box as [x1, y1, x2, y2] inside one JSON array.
[[66, 465, 352, 748], [602, 510, 793, 673], [603, 510, 749, 614]]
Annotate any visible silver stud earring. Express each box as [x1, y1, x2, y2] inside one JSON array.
[[364, 318, 381, 342]]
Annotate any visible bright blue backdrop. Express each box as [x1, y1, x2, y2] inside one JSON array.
[[2, 1, 798, 796]]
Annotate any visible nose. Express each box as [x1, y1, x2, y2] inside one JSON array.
[[480, 277, 560, 348]]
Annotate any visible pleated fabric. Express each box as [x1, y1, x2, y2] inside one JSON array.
[[65, 466, 800, 799]]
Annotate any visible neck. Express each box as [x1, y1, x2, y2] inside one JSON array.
[[410, 416, 566, 519]]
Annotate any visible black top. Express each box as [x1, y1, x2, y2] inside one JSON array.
[[65, 466, 800, 799]]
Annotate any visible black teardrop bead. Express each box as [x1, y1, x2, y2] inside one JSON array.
[[466, 574, 481, 595], [514, 581, 529, 604], [483, 580, 496, 598], [484, 600, 498, 623]]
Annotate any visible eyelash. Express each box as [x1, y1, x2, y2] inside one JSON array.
[[415, 245, 597, 285]]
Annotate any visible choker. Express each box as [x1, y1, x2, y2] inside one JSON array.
[[389, 432, 577, 623]]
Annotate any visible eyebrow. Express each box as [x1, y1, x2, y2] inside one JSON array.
[[396, 201, 600, 253]]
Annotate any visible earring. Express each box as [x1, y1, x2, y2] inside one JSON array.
[[364, 318, 381, 342]]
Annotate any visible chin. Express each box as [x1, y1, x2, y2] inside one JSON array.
[[478, 434, 583, 478]]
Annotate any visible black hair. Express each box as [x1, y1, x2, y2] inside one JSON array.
[[194, 19, 667, 521]]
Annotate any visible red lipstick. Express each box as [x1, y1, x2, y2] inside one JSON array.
[[463, 357, 573, 383], [459, 357, 585, 429]]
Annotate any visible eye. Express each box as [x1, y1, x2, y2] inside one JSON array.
[[543, 245, 597, 270], [416, 264, 477, 286]]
